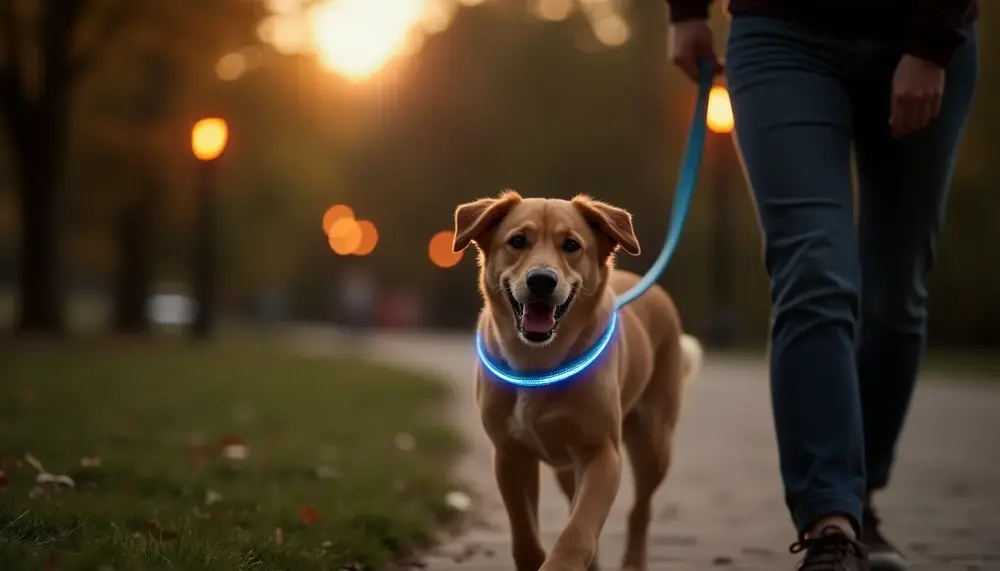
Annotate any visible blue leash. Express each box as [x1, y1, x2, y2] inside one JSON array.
[[614, 58, 714, 308], [476, 59, 715, 387]]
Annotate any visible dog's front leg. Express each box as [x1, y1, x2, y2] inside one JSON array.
[[542, 441, 622, 571], [495, 447, 546, 571]]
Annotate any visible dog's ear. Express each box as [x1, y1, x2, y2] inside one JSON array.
[[571, 195, 641, 256], [453, 190, 522, 252]]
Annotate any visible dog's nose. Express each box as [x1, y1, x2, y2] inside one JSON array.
[[526, 268, 558, 296]]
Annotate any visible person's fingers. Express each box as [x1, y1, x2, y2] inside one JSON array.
[[928, 91, 943, 121], [890, 93, 914, 136], [912, 97, 934, 133]]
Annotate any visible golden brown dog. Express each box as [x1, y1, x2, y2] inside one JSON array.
[[452, 190, 703, 571]]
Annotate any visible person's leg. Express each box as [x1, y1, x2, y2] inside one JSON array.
[[851, 32, 978, 567], [726, 16, 866, 539]]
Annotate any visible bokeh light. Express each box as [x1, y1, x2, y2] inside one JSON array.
[[593, 14, 630, 47], [215, 52, 247, 81], [322, 204, 355, 235], [429, 230, 463, 268], [328, 217, 363, 255], [532, 0, 573, 21], [353, 220, 379, 256], [191, 118, 229, 161], [706, 86, 734, 134], [310, 0, 423, 82]]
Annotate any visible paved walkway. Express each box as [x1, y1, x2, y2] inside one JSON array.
[[290, 328, 1000, 571]]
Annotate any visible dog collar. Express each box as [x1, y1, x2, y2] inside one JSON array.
[[475, 311, 618, 388]]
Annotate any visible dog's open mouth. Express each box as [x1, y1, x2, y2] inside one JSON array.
[[506, 285, 577, 343]]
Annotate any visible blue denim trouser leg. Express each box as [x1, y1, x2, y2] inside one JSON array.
[[853, 37, 978, 492], [725, 17, 977, 535]]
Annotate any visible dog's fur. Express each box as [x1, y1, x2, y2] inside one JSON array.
[[453, 190, 703, 571]]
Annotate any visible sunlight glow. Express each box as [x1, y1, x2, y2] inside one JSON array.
[[706, 86, 734, 134], [310, 0, 425, 82]]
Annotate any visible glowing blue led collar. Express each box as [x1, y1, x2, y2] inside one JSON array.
[[476, 59, 714, 388], [476, 311, 618, 388]]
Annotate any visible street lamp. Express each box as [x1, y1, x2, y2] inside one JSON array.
[[705, 86, 737, 348], [189, 117, 229, 340]]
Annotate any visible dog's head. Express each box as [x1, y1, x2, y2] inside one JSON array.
[[453, 190, 640, 347]]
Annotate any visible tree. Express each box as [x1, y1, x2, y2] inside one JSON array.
[[0, 0, 135, 333]]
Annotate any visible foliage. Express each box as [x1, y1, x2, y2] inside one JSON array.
[[0, 0, 998, 345]]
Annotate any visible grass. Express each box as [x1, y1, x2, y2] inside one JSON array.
[[0, 339, 463, 571]]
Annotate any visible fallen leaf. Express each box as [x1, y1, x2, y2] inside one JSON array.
[[274, 527, 284, 546], [221, 444, 248, 461], [80, 456, 102, 468], [313, 466, 337, 480], [445, 491, 472, 512], [36, 473, 75, 489], [394, 432, 416, 452], [0, 469, 7, 489], [43, 551, 56, 571], [205, 489, 223, 506], [25, 454, 44, 473], [300, 506, 320, 525]]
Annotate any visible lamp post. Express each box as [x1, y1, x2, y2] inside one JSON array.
[[189, 117, 229, 340], [705, 86, 737, 348]]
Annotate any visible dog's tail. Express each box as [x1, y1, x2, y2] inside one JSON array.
[[679, 334, 704, 384]]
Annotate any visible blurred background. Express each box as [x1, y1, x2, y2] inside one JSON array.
[[0, 0, 997, 351]]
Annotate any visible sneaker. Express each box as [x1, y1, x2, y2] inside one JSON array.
[[790, 525, 870, 570], [862, 508, 908, 571]]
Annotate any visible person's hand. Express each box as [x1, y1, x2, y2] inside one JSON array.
[[669, 19, 723, 83], [890, 54, 945, 137]]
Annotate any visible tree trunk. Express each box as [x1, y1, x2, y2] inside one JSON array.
[[111, 180, 156, 334], [14, 130, 65, 334]]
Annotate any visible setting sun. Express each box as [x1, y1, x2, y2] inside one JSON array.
[[310, 0, 424, 82]]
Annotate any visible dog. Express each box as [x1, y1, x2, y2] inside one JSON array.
[[452, 190, 703, 571]]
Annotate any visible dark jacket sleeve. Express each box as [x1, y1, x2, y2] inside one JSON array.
[[665, 0, 712, 22], [903, 0, 976, 67]]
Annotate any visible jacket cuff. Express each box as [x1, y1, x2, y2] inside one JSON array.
[[668, 1, 710, 23], [903, 30, 966, 68]]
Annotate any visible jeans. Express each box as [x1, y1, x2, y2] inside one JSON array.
[[725, 16, 978, 535]]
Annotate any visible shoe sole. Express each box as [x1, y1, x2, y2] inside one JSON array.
[[869, 551, 908, 571]]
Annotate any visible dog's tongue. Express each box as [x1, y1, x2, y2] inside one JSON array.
[[522, 303, 556, 333]]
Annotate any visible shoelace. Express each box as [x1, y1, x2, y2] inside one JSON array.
[[789, 527, 865, 570]]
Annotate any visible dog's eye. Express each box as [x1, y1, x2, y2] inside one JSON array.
[[562, 238, 581, 253], [507, 235, 528, 250]]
